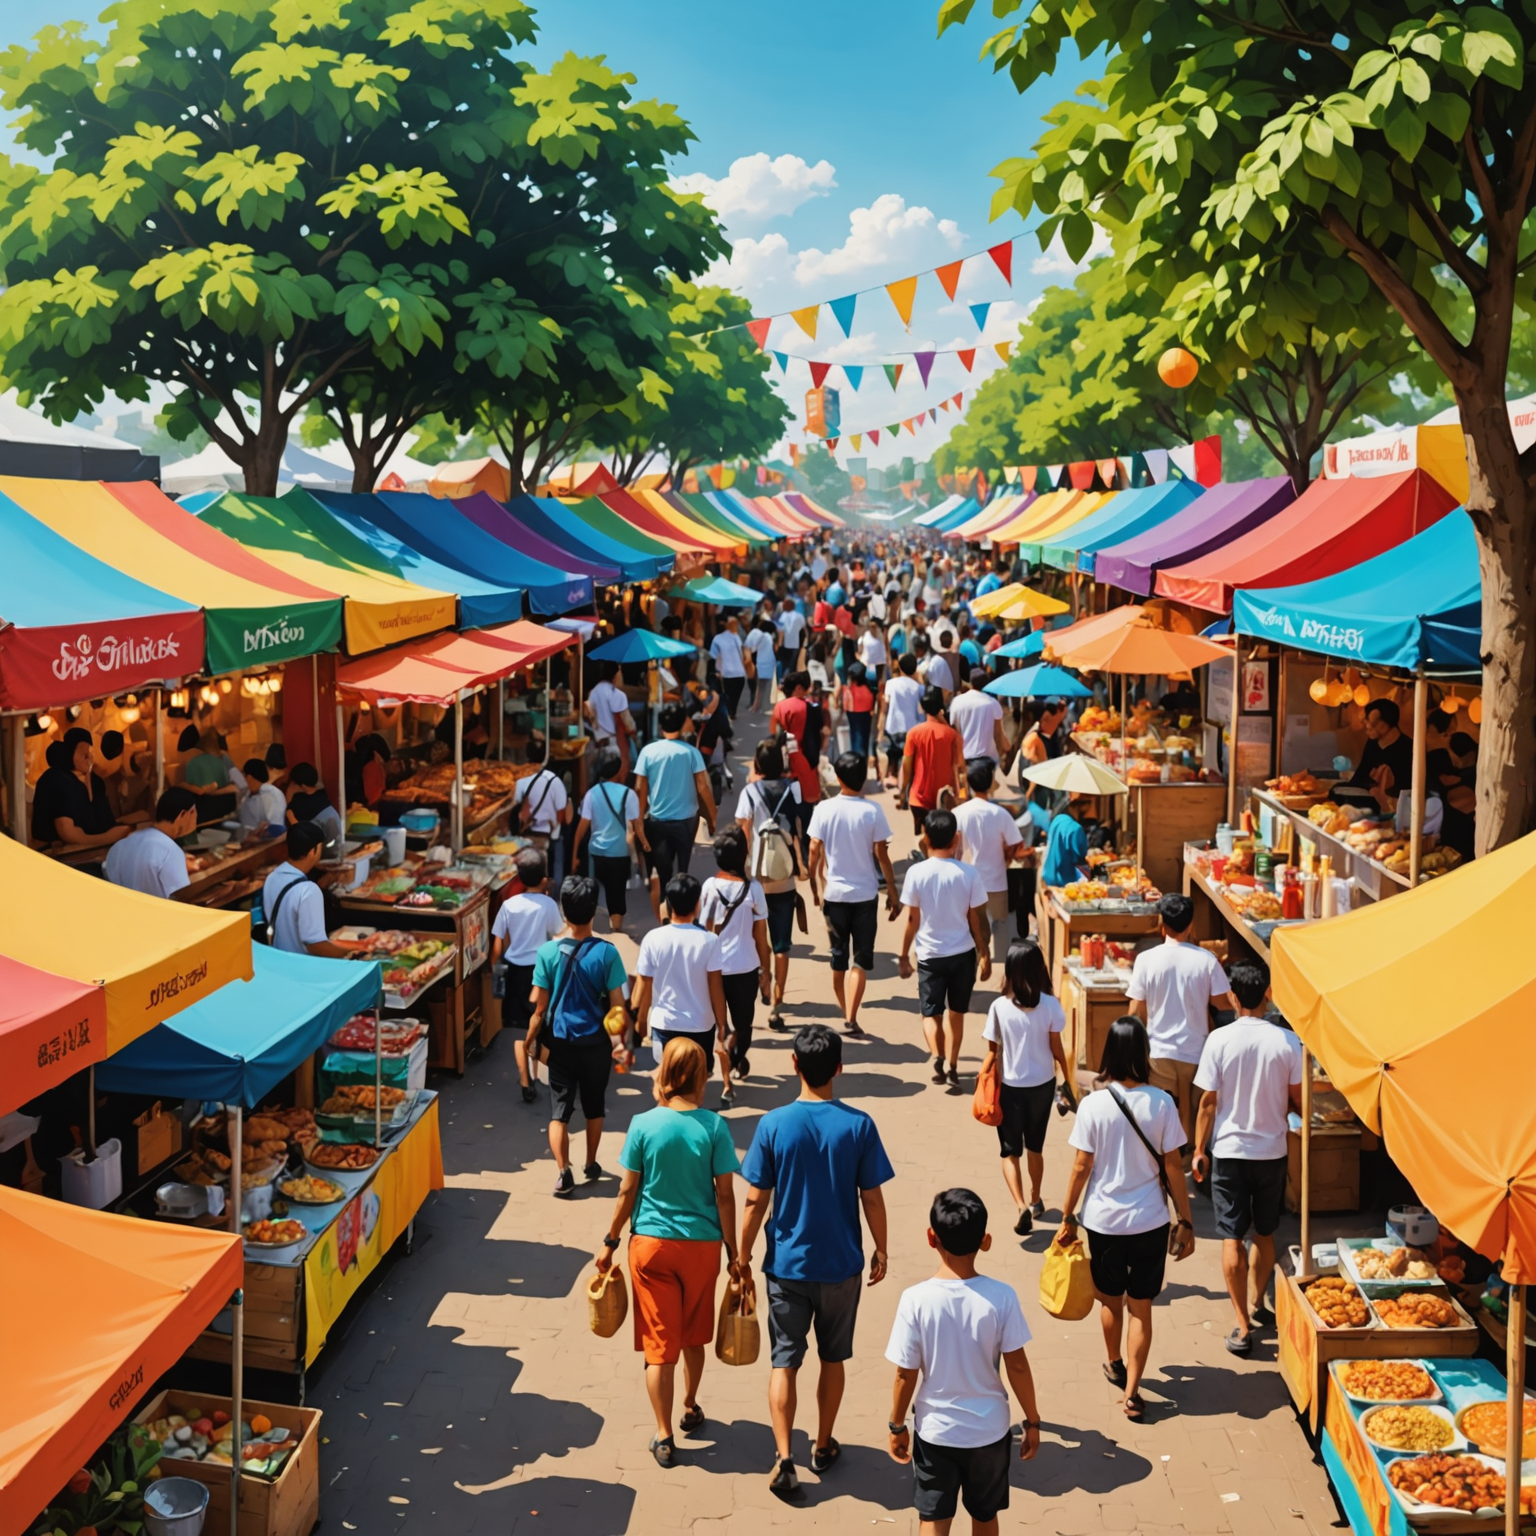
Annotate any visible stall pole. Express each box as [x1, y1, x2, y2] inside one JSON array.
[[86, 1064, 97, 1160], [544, 657, 553, 769], [334, 700, 347, 824], [1226, 639, 1243, 827], [1299, 1049, 1313, 1276], [228, 1105, 242, 1237], [373, 1004, 383, 1149], [311, 656, 320, 769], [497, 680, 505, 762], [453, 692, 464, 854], [1506, 1281, 1527, 1536], [9, 714, 25, 843], [1408, 669, 1428, 886], [154, 688, 166, 798], [229, 1286, 244, 1536]]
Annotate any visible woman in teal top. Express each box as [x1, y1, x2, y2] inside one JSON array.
[[594, 1036, 739, 1468]]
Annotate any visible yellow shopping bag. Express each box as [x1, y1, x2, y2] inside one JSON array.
[[1039, 1236, 1095, 1320]]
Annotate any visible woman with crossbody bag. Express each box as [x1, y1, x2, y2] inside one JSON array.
[[575, 748, 650, 933], [1054, 1016, 1195, 1423], [698, 829, 770, 1107]]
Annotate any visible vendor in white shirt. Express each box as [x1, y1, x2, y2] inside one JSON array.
[[104, 786, 199, 899], [261, 822, 360, 957], [237, 757, 288, 836]]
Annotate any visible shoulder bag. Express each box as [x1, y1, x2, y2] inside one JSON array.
[[1106, 1086, 1192, 1257]]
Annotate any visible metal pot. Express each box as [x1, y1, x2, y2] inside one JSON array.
[[143, 1475, 209, 1536]]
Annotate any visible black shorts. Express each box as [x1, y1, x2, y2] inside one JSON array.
[[1085, 1223, 1169, 1301], [645, 816, 698, 887], [652, 1027, 717, 1079], [1211, 1155, 1288, 1241], [917, 949, 977, 1017], [721, 970, 759, 1066], [504, 961, 536, 1031], [912, 1432, 1011, 1524], [545, 1037, 612, 1124], [591, 853, 631, 917], [911, 804, 931, 837], [997, 1080, 1055, 1159], [764, 891, 796, 955], [766, 1273, 862, 1368], [824, 897, 877, 972]]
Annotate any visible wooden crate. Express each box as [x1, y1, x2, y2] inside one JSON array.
[[188, 1264, 300, 1368], [134, 1389, 321, 1536], [1285, 1125, 1361, 1212]]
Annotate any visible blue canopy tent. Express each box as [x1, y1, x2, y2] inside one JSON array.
[[930, 497, 983, 533], [503, 494, 670, 584], [96, 948, 381, 1108], [707, 490, 785, 542], [990, 631, 1046, 661], [671, 576, 762, 607], [1039, 480, 1201, 575], [984, 664, 1094, 699], [1231, 509, 1481, 675]]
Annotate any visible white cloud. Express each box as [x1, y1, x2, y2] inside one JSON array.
[[1030, 224, 1111, 276], [671, 152, 836, 229], [794, 194, 964, 285]]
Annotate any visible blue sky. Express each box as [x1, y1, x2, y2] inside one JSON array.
[[4, 0, 1100, 467]]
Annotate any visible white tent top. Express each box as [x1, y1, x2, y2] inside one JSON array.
[[0, 392, 141, 451], [913, 493, 965, 527]]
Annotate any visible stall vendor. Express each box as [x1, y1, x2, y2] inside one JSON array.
[[31, 728, 132, 850], [104, 786, 199, 899], [261, 822, 359, 956], [1340, 698, 1414, 804], [1040, 794, 1091, 888]]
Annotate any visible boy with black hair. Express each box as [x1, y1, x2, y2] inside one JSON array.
[[740, 1025, 894, 1499], [1192, 959, 1304, 1354], [493, 848, 564, 1104], [104, 785, 199, 899], [953, 759, 1026, 965], [527, 876, 630, 1198], [886, 1188, 1040, 1536], [899, 810, 992, 1088], [899, 688, 966, 839], [237, 757, 287, 835], [635, 872, 729, 1095], [261, 822, 359, 957], [878, 651, 925, 787], [699, 827, 771, 1104]]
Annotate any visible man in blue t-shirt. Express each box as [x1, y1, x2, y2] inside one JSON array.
[[634, 702, 717, 907], [738, 1025, 894, 1498]]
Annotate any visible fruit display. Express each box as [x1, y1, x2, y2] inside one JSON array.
[[278, 1175, 345, 1205], [1076, 705, 1120, 733], [1361, 1406, 1457, 1452], [1304, 1276, 1371, 1328], [328, 1015, 426, 1054], [1339, 1360, 1437, 1401], [244, 1218, 309, 1247], [1060, 880, 1109, 902], [348, 931, 455, 999], [1457, 1399, 1536, 1459], [1387, 1454, 1536, 1515], [144, 1408, 300, 1478], [1352, 1245, 1438, 1281], [1374, 1292, 1459, 1329], [306, 1141, 380, 1171]]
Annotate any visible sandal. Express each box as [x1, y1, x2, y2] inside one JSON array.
[[649, 1434, 676, 1468], [1123, 1393, 1146, 1422], [679, 1402, 705, 1435], [1103, 1359, 1128, 1390], [1225, 1326, 1253, 1356], [810, 1439, 841, 1474]]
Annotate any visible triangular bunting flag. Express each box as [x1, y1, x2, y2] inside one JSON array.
[[772, 351, 789, 372], [809, 361, 832, 388], [1020, 466, 1038, 491], [850, 434, 862, 451], [968, 302, 991, 332], [957, 349, 976, 373], [888, 423, 902, 437], [914, 351, 937, 386], [903, 417, 916, 432], [939, 399, 952, 413], [883, 362, 905, 390], [951, 392, 963, 408], [843, 364, 864, 391], [987, 241, 1013, 284], [790, 304, 820, 340], [746, 317, 772, 351], [828, 293, 858, 338], [868, 429, 881, 446], [1069, 461, 1095, 490], [935, 260, 964, 300], [826, 436, 839, 452], [885, 274, 918, 327], [928, 409, 938, 423], [994, 341, 1013, 361]]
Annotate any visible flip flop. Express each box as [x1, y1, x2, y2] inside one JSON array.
[[1103, 1359, 1128, 1390], [679, 1402, 705, 1435], [649, 1435, 676, 1468], [810, 1439, 841, 1474], [1123, 1393, 1146, 1422], [1225, 1327, 1253, 1356]]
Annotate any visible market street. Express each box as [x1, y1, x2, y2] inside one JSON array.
[[311, 710, 1342, 1536]]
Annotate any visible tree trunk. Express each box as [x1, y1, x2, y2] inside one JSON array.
[[1461, 386, 1536, 854], [242, 421, 288, 497], [350, 441, 379, 495]]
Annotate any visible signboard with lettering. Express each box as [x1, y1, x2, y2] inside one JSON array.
[[0, 612, 204, 711]]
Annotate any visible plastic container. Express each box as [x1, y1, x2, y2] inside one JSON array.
[[382, 825, 407, 866], [61, 1138, 122, 1209], [399, 808, 438, 834], [1388, 1204, 1440, 1248], [143, 1476, 209, 1536]]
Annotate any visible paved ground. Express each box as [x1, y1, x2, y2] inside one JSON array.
[[310, 705, 1346, 1535]]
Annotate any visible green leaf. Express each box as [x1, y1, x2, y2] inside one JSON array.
[[1460, 8, 1523, 88], [1383, 103, 1426, 161]]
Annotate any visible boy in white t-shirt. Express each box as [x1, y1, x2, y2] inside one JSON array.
[[699, 828, 770, 1106], [952, 759, 1027, 964], [492, 847, 565, 1103], [635, 872, 730, 1099], [899, 808, 992, 1088], [886, 1187, 1039, 1534]]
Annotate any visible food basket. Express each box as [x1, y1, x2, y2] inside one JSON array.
[[1340, 1237, 1445, 1289], [1366, 1285, 1477, 1332], [1383, 1452, 1520, 1526], [1455, 1397, 1536, 1461]]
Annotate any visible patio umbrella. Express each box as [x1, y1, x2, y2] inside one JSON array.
[[968, 582, 1023, 617], [1021, 755, 1129, 796], [587, 629, 697, 664], [1058, 620, 1231, 675], [971, 583, 1070, 621], [1039, 603, 1147, 660], [984, 665, 1093, 699], [670, 575, 762, 607], [990, 631, 1047, 661]]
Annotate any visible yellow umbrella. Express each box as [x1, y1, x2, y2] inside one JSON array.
[[987, 586, 1071, 622], [969, 582, 1024, 617]]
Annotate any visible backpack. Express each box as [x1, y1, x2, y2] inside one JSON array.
[[548, 937, 607, 1041], [518, 769, 557, 832], [750, 780, 798, 884], [705, 879, 753, 937]]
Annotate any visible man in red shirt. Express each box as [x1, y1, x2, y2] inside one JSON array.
[[898, 687, 965, 839], [771, 671, 826, 851]]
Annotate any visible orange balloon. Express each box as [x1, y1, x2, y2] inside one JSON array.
[[1158, 347, 1199, 388]]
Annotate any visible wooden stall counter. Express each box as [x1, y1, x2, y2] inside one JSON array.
[[1132, 780, 1227, 894], [1035, 887, 1161, 996], [1058, 961, 1130, 1085]]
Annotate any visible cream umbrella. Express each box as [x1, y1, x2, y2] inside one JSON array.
[[1020, 755, 1129, 796]]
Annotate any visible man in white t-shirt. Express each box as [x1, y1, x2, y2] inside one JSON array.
[[877, 653, 925, 787], [104, 786, 198, 899], [1127, 893, 1236, 1148], [744, 619, 778, 713], [775, 599, 807, 681], [886, 1187, 1039, 1531], [857, 617, 888, 686], [710, 614, 750, 717], [585, 663, 634, 768], [492, 846, 566, 1102], [808, 751, 899, 1038], [513, 762, 572, 888], [1192, 959, 1305, 1355], [236, 759, 288, 835], [948, 669, 1008, 764], [898, 808, 992, 1087], [261, 822, 360, 958], [952, 760, 1026, 963], [635, 872, 730, 1091]]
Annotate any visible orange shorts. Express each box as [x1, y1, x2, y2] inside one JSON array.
[[629, 1234, 722, 1365]]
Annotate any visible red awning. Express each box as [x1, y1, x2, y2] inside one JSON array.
[[1154, 469, 1460, 613], [597, 490, 712, 561], [751, 497, 811, 537], [0, 957, 106, 1119], [336, 620, 574, 705]]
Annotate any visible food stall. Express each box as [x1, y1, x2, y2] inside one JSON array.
[[1272, 833, 1534, 1536]]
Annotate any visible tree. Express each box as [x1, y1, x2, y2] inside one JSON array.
[[941, 0, 1536, 850], [585, 281, 789, 487], [799, 443, 851, 505]]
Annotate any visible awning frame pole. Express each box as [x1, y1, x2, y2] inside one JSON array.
[[1299, 1050, 1313, 1278], [9, 714, 26, 843], [229, 1285, 244, 1536], [453, 692, 464, 855], [334, 700, 347, 824], [1227, 639, 1243, 828], [1506, 1282, 1527, 1536], [155, 688, 166, 799], [1408, 668, 1428, 886]]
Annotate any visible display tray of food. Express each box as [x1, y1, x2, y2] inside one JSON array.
[[326, 1013, 426, 1055], [141, 1404, 301, 1480], [1384, 1453, 1536, 1523], [304, 1140, 381, 1174], [1264, 771, 1333, 809], [382, 757, 540, 824], [1456, 1398, 1536, 1461], [1302, 1275, 1378, 1330], [1335, 1359, 1443, 1404], [243, 1217, 309, 1250], [316, 1084, 415, 1136], [1055, 878, 1162, 913], [1341, 1238, 1446, 1287], [1362, 1404, 1465, 1455], [346, 930, 457, 1002], [278, 1174, 346, 1206], [1369, 1287, 1474, 1332]]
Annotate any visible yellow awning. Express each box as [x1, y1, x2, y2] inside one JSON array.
[[988, 489, 1081, 546], [631, 489, 747, 557], [0, 838, 251, 1056]]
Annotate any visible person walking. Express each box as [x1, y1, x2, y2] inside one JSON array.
[[735, 739, 806, 1030], [952, 760, 1027, 964], [836, 661, 876, 777], [738, 1025, 895, 1499], [634, 874, 732, 1103], [492, 847, 565, 1103], [771, 670, 827, 857], [710, 613, 751, 717], [1056, 1016, 1196, 1422], [745, 617, 778, 712], [899, 688, 966, 840], [574, 747, 649, 933], [886, 1188, 1040, 1536], [526, 876, 630, 1196], [878, 653, 925, 788], [775, 596, 807, 683], [948, 670, 1008, 765], [513, 757, 572, 890], [699, 829, 771, 1106], [592, 1038, 741, 1468], [585, 660, 635, 772], [1127, 893, 1236, 1151], [1191, 959, 1304, 1355], [808, 750, 899, 1038], [898, 808, 992, 1087], [857, 614, 888, 689], [981, 940, 1071, 1235], [634, 703, 718, 910]]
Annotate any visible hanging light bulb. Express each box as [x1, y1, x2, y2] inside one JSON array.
[[1467, 696, 1482, 724], [218, 678, 233, 695], [268, 672, 283, 692], [121, 705, 141, 724], [1309, 676, 1329, 704], [1353, 683, 1370, 707], [124, 693, 137, 707], [1443, 691, 1462, 714], [35, 713, 53, 732]]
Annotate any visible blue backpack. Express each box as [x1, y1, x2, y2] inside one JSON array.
[[548, 937, 608, 1041]]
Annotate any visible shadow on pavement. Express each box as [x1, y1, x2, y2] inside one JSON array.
[[679, 1418, 911, 1510], [1147, 1360, 1291, 1419], [1017, 1421, 1153, 1495]]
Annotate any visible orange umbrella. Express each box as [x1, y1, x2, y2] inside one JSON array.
[[1058, 618, 1231, 675], [1040, 603, 1146, 661]]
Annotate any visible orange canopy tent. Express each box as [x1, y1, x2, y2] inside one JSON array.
[[0, 1187, 242, 1536], [336, 620, 574, 705], [426, 456, 512, 502], [0, 957, 105, 1119], [1057, 619, 1231, 675]]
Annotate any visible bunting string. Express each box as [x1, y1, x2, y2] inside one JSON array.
[[792, 390, 978, 453], [769, 340, 1014, 387]]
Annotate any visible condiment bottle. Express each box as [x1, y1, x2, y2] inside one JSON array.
[[1281, 868, 1304, 920], [1319, 855, 1336, 919]]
